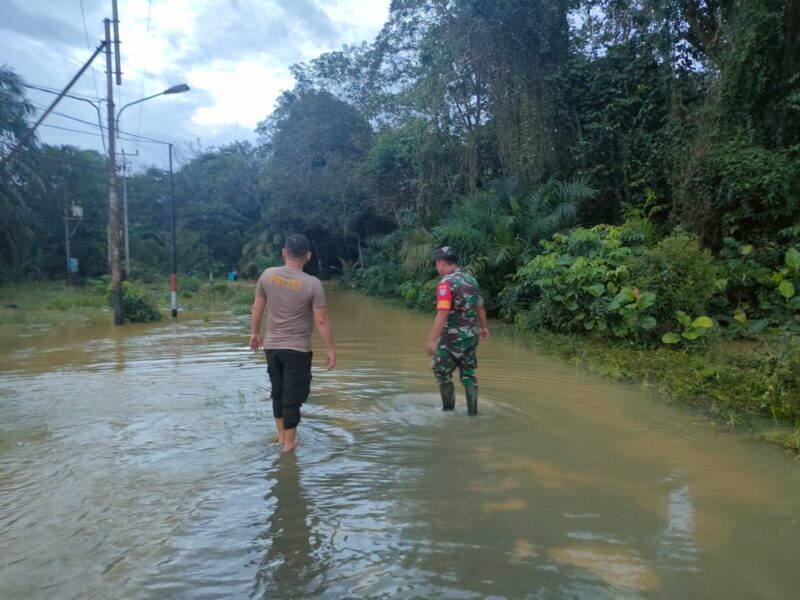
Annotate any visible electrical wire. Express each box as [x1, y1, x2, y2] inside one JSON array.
[[79, 0, 102, 99], [135, 0, 155, 154], [27, 99, 175, 148], [39, 122, 106, 138], [21, 82, 103, 103], [14, 148, 107, 172], [29, 101, 107, 131]]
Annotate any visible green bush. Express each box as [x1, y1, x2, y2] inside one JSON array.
[[498, 223, 657, 340], [117, 280, 163, 323], [626, 231, 718, 332], [712, 241, 800, 333], [358, 263, 407, 297]]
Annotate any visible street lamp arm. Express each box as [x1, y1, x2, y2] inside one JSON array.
[[116, 92, 165, 134], [115, 83, 190, 136]]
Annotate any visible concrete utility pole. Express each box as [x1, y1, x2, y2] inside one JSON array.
[[105, 17, 123, 325], [121, 149, 130, 275], [169, 143, 178, 318]]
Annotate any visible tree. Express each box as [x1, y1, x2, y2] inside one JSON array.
[[0, 67, 36, 278], [260, 90, 373, 271], [176, 142, 265, 273]]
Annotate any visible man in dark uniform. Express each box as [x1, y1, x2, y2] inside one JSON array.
[[425, 246, 489, 415]]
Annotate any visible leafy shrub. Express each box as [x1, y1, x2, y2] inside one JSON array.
[[117, 280, 163, 323], [713, 241, 800, 333], [661, 312, 715, 346], [498, 223, 657, 340], [626, 231, 718, 331]]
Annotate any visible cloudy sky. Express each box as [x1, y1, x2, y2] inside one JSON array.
[[1, 0, 391, 166]]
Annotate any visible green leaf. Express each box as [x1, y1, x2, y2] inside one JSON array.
[[733, 309, 747, 324], [640, 316, 657, 330], [662, 332, 681, 344], [638, 291, 656, 310], [785, 247, 800, 271], [778, 279, 795, 300], [691, 316, 714, 329], [682, 330, 700, 340], [676, 311, 691, 327], [583, 320, 595, 330], [606, 282, 619, 294], [746, 319, 769, 334], [610, 289, 633, 309], [586, 283, 606, 298]]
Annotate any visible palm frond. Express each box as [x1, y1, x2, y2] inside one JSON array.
[[399, 227, 436, 274]]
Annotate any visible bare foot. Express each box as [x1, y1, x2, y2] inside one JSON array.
[[281, 441, 296, 453]]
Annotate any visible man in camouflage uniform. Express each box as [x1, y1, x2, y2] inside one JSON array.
[[426, 246, 489, 415]]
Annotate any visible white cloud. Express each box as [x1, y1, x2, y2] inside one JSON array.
[[188, 58, 294, 128], [0, 0, 391, 164]]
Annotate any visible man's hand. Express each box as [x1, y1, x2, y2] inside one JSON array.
[[426, 339, 437, 356], [325, 349, 336, 370], [480, 327, 490, 341], [249, 334, 262, 352]]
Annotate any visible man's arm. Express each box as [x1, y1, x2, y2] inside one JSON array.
[[426, 310, 449, 355], [313, 307, 336, 370], [478, 305, 490, 340], [249, 294, 266, 352]]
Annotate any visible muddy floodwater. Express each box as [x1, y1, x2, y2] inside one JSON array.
[[1, 287, 799, 599]]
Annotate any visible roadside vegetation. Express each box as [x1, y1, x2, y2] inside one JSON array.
[[0, 277, 253, 332]]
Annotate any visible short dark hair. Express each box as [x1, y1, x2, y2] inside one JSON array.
[[285, 234, 311, 257]]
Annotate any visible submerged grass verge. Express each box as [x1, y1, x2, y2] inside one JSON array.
[[527, 330, 800, 453], [0, 278, 254, 332]]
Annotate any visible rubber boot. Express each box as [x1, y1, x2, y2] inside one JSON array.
[[465, 384, 478, 416], [439, 382, 455, 411]]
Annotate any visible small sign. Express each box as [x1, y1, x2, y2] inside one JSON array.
[[69, 258, 79, 273]]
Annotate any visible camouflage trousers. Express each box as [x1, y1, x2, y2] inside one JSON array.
[[432, 341, 478, 387]]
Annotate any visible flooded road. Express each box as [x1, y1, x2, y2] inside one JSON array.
[[1, 287, 799, 599]]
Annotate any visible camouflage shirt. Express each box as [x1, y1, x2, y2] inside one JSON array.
[[436, 269, 484, 352]]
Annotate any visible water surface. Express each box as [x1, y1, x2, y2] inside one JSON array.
[[1, 288, 798, 598]]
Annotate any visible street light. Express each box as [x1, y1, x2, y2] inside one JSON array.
[[115, 83, 189, 319], [116, 83, 190, 133]]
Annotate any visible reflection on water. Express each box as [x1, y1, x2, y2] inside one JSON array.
[[1, 288, 800, 599], [253, 453, 324, 599]]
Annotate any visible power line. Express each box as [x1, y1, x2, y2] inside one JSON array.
[[28, 99, 176, 147], [40, 122, 106, 138], [29, 101, 106, 130], [21, 82, 102, 103], [79, 0, 102, 99], [135, 0, 155, 153], [14, 148, 107, 172]]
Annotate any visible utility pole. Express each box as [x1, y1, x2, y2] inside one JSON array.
[[169, 143, 178, 318], [63, 162, 72, 286], [122, 149, 130, 276], [105, 17, 123, 325], [63, 161, 83, 287]]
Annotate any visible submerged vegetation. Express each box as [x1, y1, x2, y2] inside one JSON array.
[[0, 278, 253, 332]]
